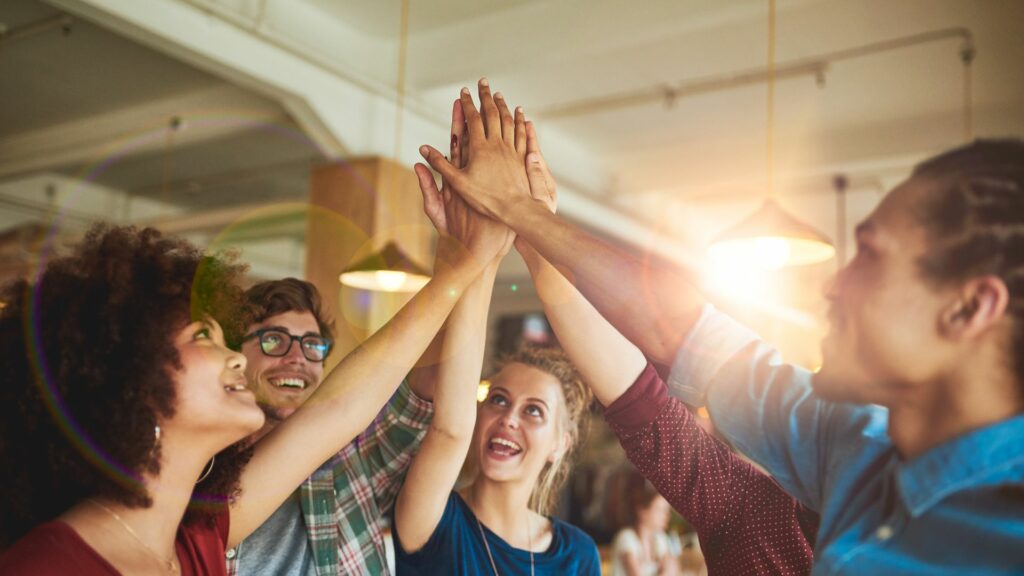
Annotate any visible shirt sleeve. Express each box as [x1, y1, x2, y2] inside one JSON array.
[[348, 378, 434, 515], [604, 362, 816, 572], [666, 304, 881, 511]]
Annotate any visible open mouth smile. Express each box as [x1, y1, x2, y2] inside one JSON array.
[[487, 436, 523, 457]]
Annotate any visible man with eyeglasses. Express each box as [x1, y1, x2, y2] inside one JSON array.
[[227, 278, 437, 576]]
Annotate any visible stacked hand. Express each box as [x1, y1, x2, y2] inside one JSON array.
[[416, 78, 560, 266], [415, 85, 516, 270]]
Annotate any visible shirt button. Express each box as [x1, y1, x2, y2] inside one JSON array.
[[875, 525, 894, 541], [226, 548, 237, 559]]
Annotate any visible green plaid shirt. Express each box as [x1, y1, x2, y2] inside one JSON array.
[[227, 380, 433, 576]]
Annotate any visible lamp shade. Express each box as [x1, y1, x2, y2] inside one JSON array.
[[339, 241, 431, 292], [708, 199, 835, 269]]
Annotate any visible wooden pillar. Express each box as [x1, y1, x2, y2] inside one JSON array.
[[305, 157, 433, 369]]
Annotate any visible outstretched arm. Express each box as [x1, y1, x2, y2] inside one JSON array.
[[227, 99, 508, 548], [395, 83, 520, 553], [418, 79, 704, 367]]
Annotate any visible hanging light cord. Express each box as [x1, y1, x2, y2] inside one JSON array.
[[961, 39, 975, 142], [766, 0, 776, 199]]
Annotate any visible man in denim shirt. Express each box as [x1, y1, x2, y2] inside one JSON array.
[[427, 130, 1024, 573], [666, 141, 1024, 574]]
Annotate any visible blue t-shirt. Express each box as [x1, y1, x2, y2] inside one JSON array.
[[393, 492, 600, 575]]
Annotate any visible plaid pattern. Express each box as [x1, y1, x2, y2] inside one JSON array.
[[227, 380, 433, 576]]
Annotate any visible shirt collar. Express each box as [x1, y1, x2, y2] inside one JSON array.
[[896, 414, 1024, 518]]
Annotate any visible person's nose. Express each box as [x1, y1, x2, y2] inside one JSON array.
[[226, 348, 247, 373], [498, 412, 520, 430]]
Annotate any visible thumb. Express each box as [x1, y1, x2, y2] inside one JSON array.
[[414, 163, 448, 234], [419, 145, 461, 185], [525, 154, 554, 209]]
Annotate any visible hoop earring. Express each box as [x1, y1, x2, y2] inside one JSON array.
[[196, 455, 215, 484]]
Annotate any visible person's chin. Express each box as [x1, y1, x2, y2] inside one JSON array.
[[811, 368, 870, 404]]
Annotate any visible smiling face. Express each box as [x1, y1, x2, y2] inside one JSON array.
[[471, 362, 568, 487], [241, 310, 326, 423], [814, 178, 956, 405], [169, 318, 265, 443]]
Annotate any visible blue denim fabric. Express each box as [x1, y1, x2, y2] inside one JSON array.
[[668, 306, 1024, 575]]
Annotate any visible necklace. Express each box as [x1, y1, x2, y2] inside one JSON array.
[[476, 515, 535, 576], [88, 499, 180, 574]]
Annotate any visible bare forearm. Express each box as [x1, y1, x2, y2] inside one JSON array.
[[432, 262, 498, 436], [523, 247, 645, 406], [231, 261, 480, 545], [506, 200, 704, 366], [394, 262, 498, 552]]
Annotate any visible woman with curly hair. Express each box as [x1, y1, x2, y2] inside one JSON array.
[[0, 225, 263, 574], [1, 215, 505, 574]]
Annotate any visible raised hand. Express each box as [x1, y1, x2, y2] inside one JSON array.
[[418, 78, 535, 224], [515, 120, 559, 258], [414, 96, 513, 270]]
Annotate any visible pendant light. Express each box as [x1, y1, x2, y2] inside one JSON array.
[[708, 0, 834, 269], [339, 241, 430, 293], [338, 0, 431, 293]]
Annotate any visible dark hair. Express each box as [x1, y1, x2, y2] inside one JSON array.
[[493, 346, 593, 515], [0, 225, 252, 545], [624, 474, 662, 527], [912, 139, 1024, 391], [243, 278, 334, 345]]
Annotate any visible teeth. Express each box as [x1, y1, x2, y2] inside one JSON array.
[[490, 438, 522, 452], [271, 378, 306, 390]]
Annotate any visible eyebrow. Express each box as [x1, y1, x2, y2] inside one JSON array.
[[490, 386, 551, 409], [263, 325, 321, 337]]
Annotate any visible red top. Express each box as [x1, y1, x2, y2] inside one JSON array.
[[604, 363, 819, 576], [0, 509, 230, 576]]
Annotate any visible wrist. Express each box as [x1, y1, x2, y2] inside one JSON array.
[[501, 195, 542, 230]]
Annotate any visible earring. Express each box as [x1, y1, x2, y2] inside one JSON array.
[[196, 455, 216, 484]]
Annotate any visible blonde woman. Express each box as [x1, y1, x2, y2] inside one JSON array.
[[393, 82, 600, 575]]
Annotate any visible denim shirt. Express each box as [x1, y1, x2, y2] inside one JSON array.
[[668, 305, 1024, 575]]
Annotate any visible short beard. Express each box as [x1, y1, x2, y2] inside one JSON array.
[[258, 402, 288, 424]]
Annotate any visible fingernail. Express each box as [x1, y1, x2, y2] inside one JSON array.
[[461, 87, 470, 95], [515, 106, 523, 114], [479, 77, 489, 87], [494, 92, 503, 100], [419, 146, 429, 158], [527, 154, 540, 164]]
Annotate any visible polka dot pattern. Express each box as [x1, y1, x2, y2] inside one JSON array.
[[604, 363, 818, 576]]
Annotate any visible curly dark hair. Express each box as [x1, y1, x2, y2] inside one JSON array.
[[0, 225, 254, 546]]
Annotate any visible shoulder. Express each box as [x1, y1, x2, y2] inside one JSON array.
[[550, 516, 599, 555], [177, 508, 230, 572], [0, 522, 115, 575], [612, 527, 640, 551]]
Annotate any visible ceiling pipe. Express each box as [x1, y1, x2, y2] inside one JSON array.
[[0, 14, 74, 48], [539, 27, 973, 119]]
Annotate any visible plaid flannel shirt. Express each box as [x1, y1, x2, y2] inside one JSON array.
[[227, 379, 433, 576]]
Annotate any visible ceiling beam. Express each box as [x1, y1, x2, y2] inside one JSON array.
[[0, 84, 289, 180], [43, 0, 692, 268]]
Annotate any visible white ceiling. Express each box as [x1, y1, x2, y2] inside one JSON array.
[[2, 0, 1023, 364]]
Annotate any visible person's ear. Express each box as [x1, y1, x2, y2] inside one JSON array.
[[547, 431, 571, 463], [939, 275, 1009, 340]]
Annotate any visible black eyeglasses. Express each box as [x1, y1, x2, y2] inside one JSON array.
[[242, 329, 332, 362]]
